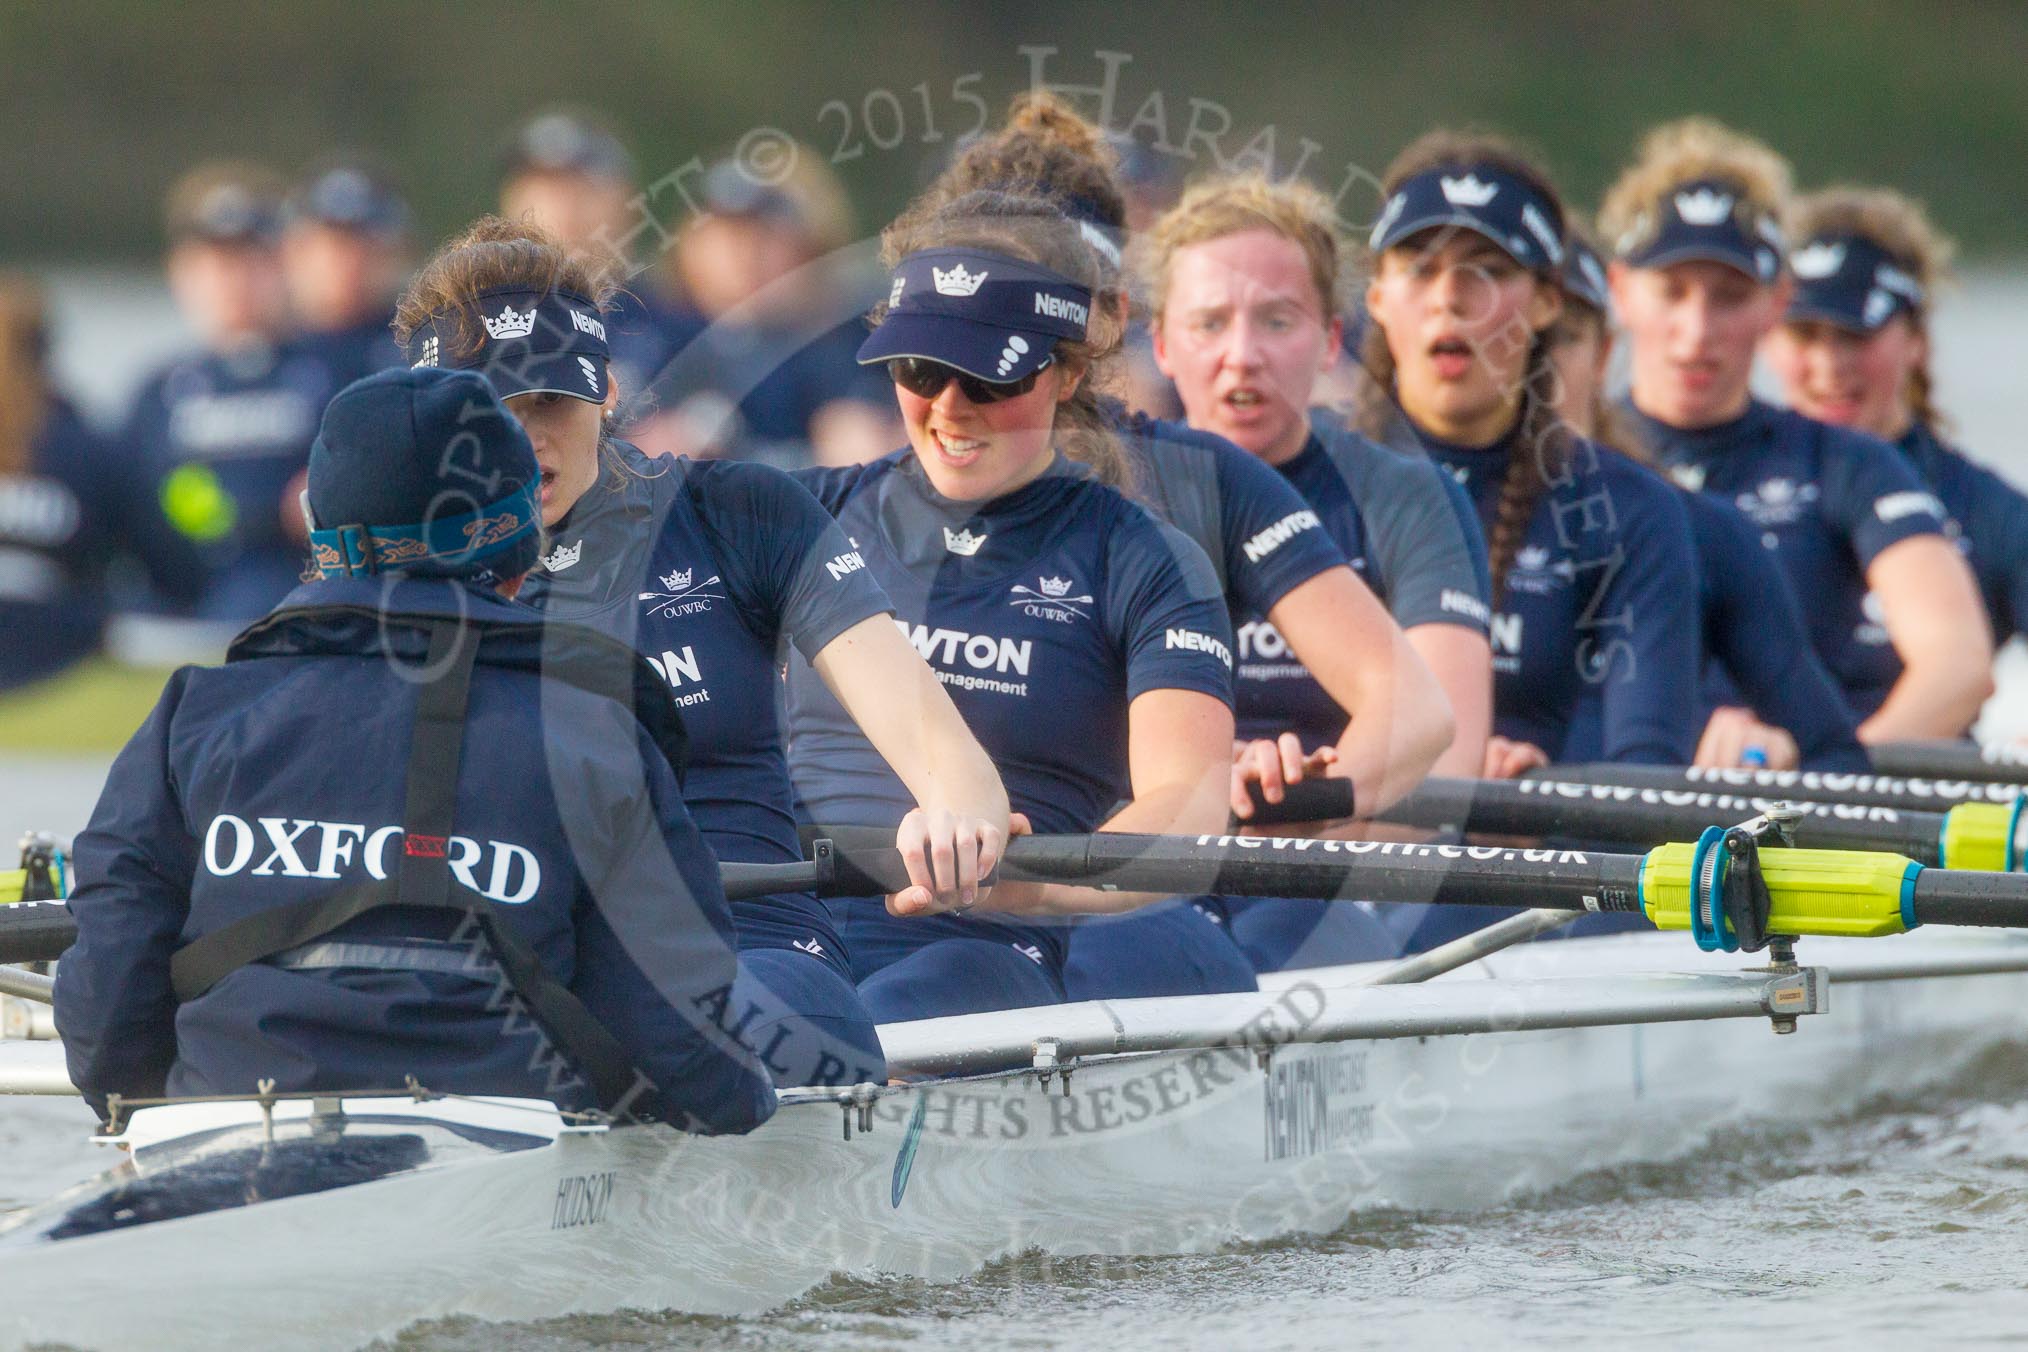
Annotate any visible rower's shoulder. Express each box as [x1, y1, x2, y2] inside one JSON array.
[[1590, 440, 1686, 498], [788, 448, 908, 513]]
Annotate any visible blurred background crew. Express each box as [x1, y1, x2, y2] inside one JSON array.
[[497, 107, 677, 403], [0, 276, 202, 690], [280, 158, 412, 385], [628, 148, 896, 467], [1766, 187, 2028, 655], [118, 161, 348, 621]]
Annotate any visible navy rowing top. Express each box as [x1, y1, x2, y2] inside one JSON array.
[[1107, 399, 1348, 620], [785, 450, 1234, 926], [1183, 410, 1492, 748], [1895, 419, 2028, 647], [1410, 420, 1700, 764], [519, 443, 893, 868], [0, 397, 203, 689], [1622, 399, 1951, 720], [1561, 487, 1870, 771], [117, 339, 352, 620]]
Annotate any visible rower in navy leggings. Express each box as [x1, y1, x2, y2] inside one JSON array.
[[788, 201, 1237, 1022]]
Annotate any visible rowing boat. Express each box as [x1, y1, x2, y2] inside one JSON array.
[[6, 808, 2028, 1349], [1, 920, 2025, 1350]]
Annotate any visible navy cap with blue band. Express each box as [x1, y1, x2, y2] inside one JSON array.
[[1369, 165, 1566, 271], [857, 247, 1092, 383], [305, 367, 543, 581], [1787, 234, 1926, 332], [406, 287, 612, 403], [1614, 177, 1786, 284]]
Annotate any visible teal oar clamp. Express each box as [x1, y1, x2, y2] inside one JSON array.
[[1689, 817, 1785, 954]]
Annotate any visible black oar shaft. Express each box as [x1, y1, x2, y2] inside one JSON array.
[[1909, 869, 2028, 929], [1871, 740, 2028, 785], [0, 903, 79, 963], [0, 834, 1654, 967], [1380, 777, 1946, 862], [1532, 763, 2025, 813], [995, 832, 1651, 912]]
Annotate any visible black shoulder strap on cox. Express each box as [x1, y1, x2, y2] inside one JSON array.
[[169, 621, 661, 1124]]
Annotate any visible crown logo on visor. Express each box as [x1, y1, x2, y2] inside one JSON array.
[[1440, 175, 1499, 207], [661, 567, 693, 591], [1039, 575, 1073, 597], [943, 526, 987, 556], [1791, 241, 1847, 280], [1673, 188, 1735, 227], [932, 263, 988, 297], [484, 305, 538, 341]]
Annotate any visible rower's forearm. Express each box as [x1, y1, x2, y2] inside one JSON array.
[[1859, 651, 1996, 743], [1330, 640, 1453, 812], [901, 706, 1011, 824]]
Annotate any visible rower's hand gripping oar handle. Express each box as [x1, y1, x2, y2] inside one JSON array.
[[1241, 777, 1357, 826]]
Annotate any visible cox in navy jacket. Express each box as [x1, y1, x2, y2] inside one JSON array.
[[54, 576, 777, 1134]]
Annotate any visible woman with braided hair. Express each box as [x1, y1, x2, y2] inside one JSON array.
[[1358, 130, 1701, 779]]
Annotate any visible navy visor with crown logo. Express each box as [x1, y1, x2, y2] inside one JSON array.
[[1614, 177, 1786, 284], [1786, 234, 1926, 333], [1561, 233, 1613, 314], [1369, 165, 1566, 271], [858, 247, 1092, 384], [405, 287, 612, 403]]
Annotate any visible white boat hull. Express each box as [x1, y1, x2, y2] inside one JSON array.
[[1, 928, 2023, 1351]]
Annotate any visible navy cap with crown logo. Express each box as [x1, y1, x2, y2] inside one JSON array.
[[503, 111, 634, 183], [857, 247, 1092, 383], [174, 181, 283, 246], [406, 286, 612, 404], [1560, 232, 1612, 314], [1786, 234, 1926, 332], [1369, 164, 1566, 271], [288, 164, 410, 239], [1614, 177, 1786, 283]]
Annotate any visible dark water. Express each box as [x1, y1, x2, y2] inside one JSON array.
[[364, 1044, 2028, 1351]]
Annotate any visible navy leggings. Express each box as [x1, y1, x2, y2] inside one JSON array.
[[1223, 896, 1403, 972], [724, 894, 886, 1087], [1062, 899, 1258, 1000], [826, 898, 1066, 1024]]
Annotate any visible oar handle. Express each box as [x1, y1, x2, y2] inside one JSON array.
[[1242, 777, 1357, 825], [1871, 739, 2028, 785]]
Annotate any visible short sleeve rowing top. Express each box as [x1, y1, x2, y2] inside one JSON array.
[[1895, 419, 2028, 647], [1418, 424, 1700, 765], [1622, 399, 1952, 720], [785, 450, 1235, 840], [519, 442, 893, 866]]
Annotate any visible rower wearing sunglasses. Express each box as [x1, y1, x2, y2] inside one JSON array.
[[786, 189, 1239, 1022], [395, 216, 1011, 1087], [923, 95, 1469, 991]]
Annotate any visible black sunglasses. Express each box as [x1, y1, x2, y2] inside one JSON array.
[[887, 356, 1052, 404]]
